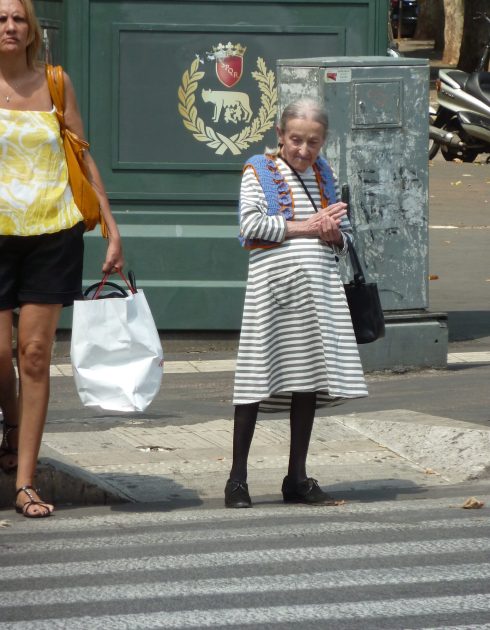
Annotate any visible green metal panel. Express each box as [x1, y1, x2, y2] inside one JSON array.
[[33, 0, 64, 64], [35, 1, 389, 329]]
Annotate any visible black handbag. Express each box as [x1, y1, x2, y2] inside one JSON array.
[[344, 242, 385, 344]]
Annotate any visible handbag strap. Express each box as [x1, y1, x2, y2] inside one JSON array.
[[347, 241, 366, 285], [45, 64, 66, 130]]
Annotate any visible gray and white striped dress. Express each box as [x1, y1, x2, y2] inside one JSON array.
[[233, 157, 368, 411]]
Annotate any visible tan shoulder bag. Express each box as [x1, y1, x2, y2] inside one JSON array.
[[46, 64, 107, 237]]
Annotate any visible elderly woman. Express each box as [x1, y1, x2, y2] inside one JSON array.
[[225, 98, 368, 508], [0, 0, 123, 517]]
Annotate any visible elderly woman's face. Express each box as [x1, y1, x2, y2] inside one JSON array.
[[277, 117, 326, 173]]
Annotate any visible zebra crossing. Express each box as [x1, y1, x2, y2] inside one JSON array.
[[1, 494, 489, 629]]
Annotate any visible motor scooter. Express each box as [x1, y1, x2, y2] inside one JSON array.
[[429, 12, 490, 162]]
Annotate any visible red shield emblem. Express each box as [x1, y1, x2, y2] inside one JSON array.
[[216, 55, 243, 88]]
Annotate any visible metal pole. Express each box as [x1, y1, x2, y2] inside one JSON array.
[[42, 28, 52, 64]]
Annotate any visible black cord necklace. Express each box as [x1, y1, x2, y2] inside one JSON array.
[[278, 155, 319, 213]]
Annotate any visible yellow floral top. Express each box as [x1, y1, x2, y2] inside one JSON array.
[[0, 107, 83, 236]]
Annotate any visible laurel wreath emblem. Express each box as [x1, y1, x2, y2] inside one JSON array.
[[178, 57, 277, 156]]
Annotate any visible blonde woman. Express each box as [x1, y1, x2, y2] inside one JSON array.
[[0, 0, 123, 516]]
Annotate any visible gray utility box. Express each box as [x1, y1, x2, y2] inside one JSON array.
[[277, 56, 447, 371]]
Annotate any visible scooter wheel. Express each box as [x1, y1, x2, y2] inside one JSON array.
[[441, 146, 478, 163], [429, 113, 440, 160], [429, 139, 440, 160], [440, 120, 479, 163]]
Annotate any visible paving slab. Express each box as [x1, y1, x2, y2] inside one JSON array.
[[339, 410, 490, 484], [13, 409, 481, 507]]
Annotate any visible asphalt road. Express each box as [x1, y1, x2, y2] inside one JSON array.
[[428, 160, 490, 342], [2, 492, 490, 629]]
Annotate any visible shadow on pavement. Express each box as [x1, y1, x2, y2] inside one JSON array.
[[447, 311, 490, 342]]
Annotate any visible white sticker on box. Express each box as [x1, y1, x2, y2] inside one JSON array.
[[325, 68, 352, 83]]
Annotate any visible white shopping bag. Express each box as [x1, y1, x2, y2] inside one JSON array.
[[71, 277, 164, 412]]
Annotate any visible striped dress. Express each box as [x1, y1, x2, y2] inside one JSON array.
[[233, 156, 368, 411]]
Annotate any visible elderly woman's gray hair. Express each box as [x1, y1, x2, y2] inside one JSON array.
[[266, 98, 328, 156]]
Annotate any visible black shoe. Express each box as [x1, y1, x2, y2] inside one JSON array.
[[224, 479, 252, 508], [282, 476, 336, 505]]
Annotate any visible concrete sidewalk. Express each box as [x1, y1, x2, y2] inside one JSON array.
[[2, 350, 490, 509], [36, 404, 490, 505]]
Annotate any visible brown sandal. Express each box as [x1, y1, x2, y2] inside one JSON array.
[[15, 486, 53, 518], [0, 421, 18, 474]]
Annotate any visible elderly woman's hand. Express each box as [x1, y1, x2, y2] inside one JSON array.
[[285, 201, 347, 242], [319, 201, 347, 223], [316, 202, 347, 245], [317, 214, 343, 246]]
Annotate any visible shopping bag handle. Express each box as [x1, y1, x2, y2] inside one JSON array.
[[93, 270, 136, 300]]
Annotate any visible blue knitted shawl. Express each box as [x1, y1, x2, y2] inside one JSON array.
[[239, 154, 337, 249]]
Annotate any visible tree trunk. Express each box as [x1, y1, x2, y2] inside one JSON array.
[[442, 0, 465, 65], [433, 0, 446, 51], [415, 0, 443, 40], [458, 0, 490, 71]]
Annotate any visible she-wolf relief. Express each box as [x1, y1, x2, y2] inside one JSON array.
[[201, 89, 253, 124]]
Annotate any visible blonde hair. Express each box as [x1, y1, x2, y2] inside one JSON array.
[[17, 0, 42, 67], [267, 98, 328, 157]]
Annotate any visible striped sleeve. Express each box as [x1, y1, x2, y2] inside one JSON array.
[[239, 167, 287, 243]]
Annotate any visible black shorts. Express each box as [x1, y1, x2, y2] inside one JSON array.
[[0, 222, 85, 309]]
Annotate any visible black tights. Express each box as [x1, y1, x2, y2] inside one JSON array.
[[229, 392, 317, 483]]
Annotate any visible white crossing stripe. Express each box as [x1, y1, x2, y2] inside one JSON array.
[[1, 537, 490, 581], [447, 352, 490, 364], [3, 516, 490, 556], [2, 594, 490, 629], [5, 494, 486, 533], [1, 562, 490, 608]]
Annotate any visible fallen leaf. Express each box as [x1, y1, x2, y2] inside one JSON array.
[[462, 497, 485, 509], [323, 499, 346, 507], [424, 468, 438, 475]]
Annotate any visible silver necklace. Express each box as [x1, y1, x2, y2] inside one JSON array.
[[2, 80, 21, 103]]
